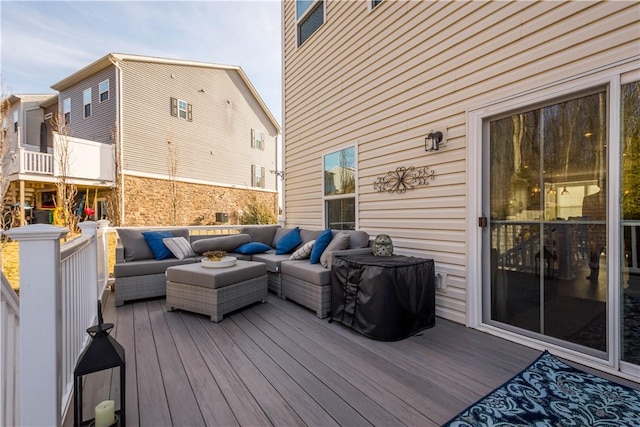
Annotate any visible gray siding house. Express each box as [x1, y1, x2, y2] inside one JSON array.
[[51, 53, 281, 226]]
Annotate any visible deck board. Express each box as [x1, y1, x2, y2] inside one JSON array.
[[147, 300, 205, 426], [65, 291, 564, 426]]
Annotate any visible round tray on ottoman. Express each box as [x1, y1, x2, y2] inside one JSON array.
[[201, 257, 237, 268]]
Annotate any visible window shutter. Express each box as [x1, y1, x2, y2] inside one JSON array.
[[251, 164, 256, 187], [171, 97, 178, 117], [251, 129, 256, 148], [187, 103, 193, 122], [260, 166, 266, 188]]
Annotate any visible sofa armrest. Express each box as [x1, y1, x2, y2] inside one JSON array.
[[116, 243, 126, 264], [328, 247, 373, 269]]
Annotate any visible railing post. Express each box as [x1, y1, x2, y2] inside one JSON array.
[[96, 220, 110, 295], [78, 221, 100, 307], [5, 224, 69, 427]]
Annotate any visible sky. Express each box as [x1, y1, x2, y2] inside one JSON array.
[[0, 0, 282, 124]]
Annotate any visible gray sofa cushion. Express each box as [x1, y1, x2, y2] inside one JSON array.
[[300, 229, 322, 245], [281, 260, 331, 286], [251, 251, 291, 273], [114, 257, 197, 278], [241, 225, 280, 246], [320, 232, 351, 268], [272, 227, 292, 247], [117, 228, 190, 262], [191, 234, 251, 254], [166, 261, 266, 289], [339, 230, 370, 249]]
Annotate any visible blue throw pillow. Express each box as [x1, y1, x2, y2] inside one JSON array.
[[310, 229, 333, 264], [142, 231, 175, 260], [275, 227, 302, 255], [235, 241, 272, 255]]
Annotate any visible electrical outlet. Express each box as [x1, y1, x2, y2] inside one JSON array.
[[435, 271, 448, 292]]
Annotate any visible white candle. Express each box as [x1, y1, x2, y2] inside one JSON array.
[[94, 400, 115, 427]]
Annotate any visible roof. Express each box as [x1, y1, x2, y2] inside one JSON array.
[[7, 93, 56, 105], [50, 53, 280, 132]]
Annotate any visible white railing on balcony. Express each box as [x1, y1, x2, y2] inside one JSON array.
[[2, 220, 109, 426], [12, 135, 115, 183], [0, 272, 20, 427], [19, 149, 54, 174]]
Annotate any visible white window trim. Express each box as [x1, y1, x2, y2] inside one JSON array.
[[99, 79, 109, 102], [466, 61, 639, 379], [83, 88, 92, 118], [252, 129, 265, 150], [178, 99, 187, 119], [252, 164, 266, 188], [322, 144, 358, 230], [296, 0, 326, 47]]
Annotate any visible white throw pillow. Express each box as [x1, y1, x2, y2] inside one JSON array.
[[289, 240, 315, 260], [162, 237, 196, 260]]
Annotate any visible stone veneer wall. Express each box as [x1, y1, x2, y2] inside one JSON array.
[[123, 175, 278, 226]]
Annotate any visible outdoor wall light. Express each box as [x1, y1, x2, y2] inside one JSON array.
[[425, 131, 444, 151]]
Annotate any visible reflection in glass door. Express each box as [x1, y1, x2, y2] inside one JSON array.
[[621, 81, 640, 366], [484, 89, 608, 354]]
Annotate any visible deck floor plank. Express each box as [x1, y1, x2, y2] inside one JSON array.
[[162, 308, 239, 426], [265, 297, 463, 425], [245, 304, 423, 426], [67, 290, 582, 427], [209, 315, 307, 426], [147, 300, 205, 427], [246, 306, 436, 425], [180, 312, 272, 426], [234, 310, 365, 427], [132, 302, 172, 426], [114, 299, 139, 426]]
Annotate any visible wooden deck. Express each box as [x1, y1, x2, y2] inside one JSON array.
[[67, 291, 548, 426]]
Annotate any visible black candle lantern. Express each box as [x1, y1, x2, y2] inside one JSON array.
[[74, 301, 125, 427]]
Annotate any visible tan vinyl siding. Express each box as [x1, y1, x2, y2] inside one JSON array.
[[120, 61, 278, 191], [57, 66, 116, 144], [283, 0, 640, 323]]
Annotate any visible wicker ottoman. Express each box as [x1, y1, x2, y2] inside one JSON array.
[[166, 260, 267, 322]]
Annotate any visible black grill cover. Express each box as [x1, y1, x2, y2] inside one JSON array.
[[331, 254, 435, 341]]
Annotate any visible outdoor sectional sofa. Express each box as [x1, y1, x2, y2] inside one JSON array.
[[113, 225, 371, 318]]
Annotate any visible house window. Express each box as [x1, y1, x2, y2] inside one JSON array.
[[13, 110, 18, 132], [251, 129, 265, 150], [252, 164, 266, 188], [83, 88, 92, 118], [99, 80, 109, 102], [170, 97, 193, 122], [324, 146, 356, 230], [372, 0, 383, 8], [297, 0, 324, 46], [63, 98, 71, 125]]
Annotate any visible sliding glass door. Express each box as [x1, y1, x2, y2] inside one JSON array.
[[484, 89, 609, 355]]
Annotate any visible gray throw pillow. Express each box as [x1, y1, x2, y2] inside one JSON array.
[[320, 232, 351, 268], [191, 234, 251, 254], [348, 230, 370, 249], [117, 228, 155, 262], [240, 225, 280, 247]]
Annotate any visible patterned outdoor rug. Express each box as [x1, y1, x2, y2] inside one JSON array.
[[443, 351, 640, 426]]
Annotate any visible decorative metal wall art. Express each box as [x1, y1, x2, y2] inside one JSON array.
[[373, 165, 435, 193]]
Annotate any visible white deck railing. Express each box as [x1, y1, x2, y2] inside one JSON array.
[[0, 272, 20, 427], [1, 220, 109, 426], [0, 222, 248, 426], [19, 149, 54, 174]]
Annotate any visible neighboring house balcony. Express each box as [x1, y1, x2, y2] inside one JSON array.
[[10, 134, 114, 185]]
